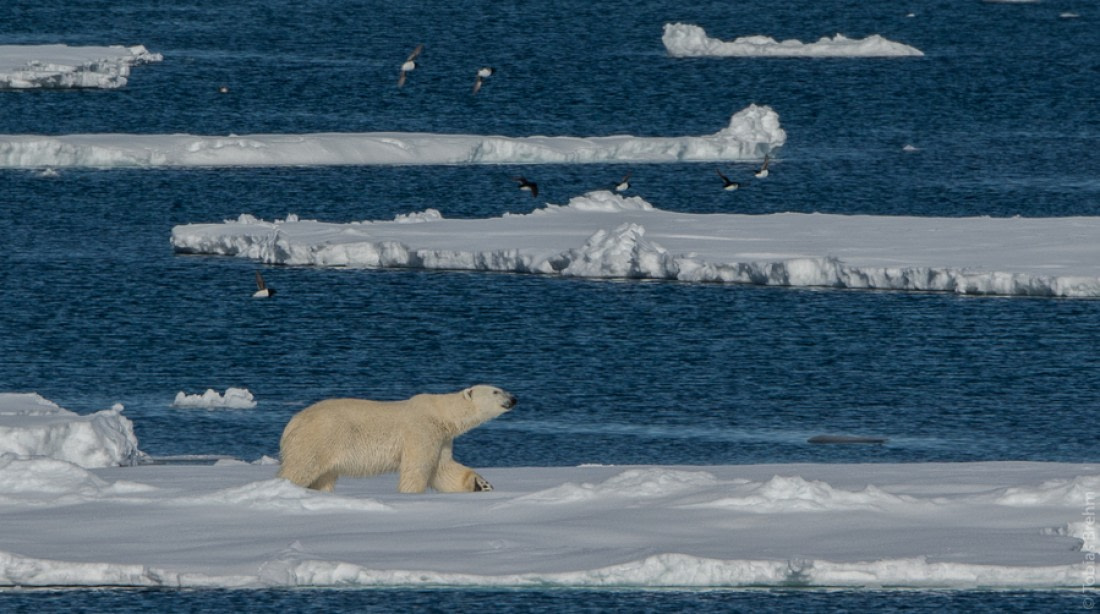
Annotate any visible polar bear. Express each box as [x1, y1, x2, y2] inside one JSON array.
[[277, 385, 516, 493]]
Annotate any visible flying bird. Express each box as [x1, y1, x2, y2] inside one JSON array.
[[716, 168, 741, 191], [754, 154, 770, 179], [614, 171, 632, 192], [472, 66, 495, 94], [253, 271, 276, 298], [398, 44, 423, 88], [512, 176, 538, 198]]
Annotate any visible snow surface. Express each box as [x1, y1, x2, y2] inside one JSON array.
[[171, 190, 1100, 298], [0, 105, 783, 169], [662, 24, 924, 58], [172, 388, 257, 410], [0, 394, 1095, 589], [0, 44, 162, 90]]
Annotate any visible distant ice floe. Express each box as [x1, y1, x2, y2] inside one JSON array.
[[0, 44, 162, 90], [172, 190, 1100, 298], [0, 105, 784, 169], [172, 388, 258, 409], [0, 393, 144, 467], [662, 23, 924, 58]]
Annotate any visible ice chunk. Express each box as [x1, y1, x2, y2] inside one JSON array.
[[0, 393, 145, 467], [172, 388, 258, 409]]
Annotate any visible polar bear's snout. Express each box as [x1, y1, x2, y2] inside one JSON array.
[[478, 386, 517, 411]]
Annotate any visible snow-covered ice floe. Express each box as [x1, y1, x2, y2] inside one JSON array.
[[0, 44, 162, 90], [171, 190, 1100, 298], [172, 388, 258, 409], [0, 394, 1095, 589], [0, 105, 783, 169], [0, 393, 144, 468], [663, 23, 924, 58]]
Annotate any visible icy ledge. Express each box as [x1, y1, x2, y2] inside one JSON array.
[[663, 23, 924, 58], [0, 105, 784, 169], [0, 393, 145, 467], [0, 44, 162, 89], [171, 191, 1100, 298]]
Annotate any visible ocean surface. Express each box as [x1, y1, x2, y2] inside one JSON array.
[[1, 0, 1097, 610]]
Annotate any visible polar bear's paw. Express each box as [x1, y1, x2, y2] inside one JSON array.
[[473, 476, 494, 492]]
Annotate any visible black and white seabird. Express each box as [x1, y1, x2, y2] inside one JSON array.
[[253, 271, 276, 298], [716, 168, 741, 191], [754, 154, 770, 179], [398, 44, 424, 88], [512, 176, 538, 198], [614, 171, 632, 192], [472, 66, 495, 94]]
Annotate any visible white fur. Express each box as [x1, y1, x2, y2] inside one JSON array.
[[277, 385, 515, 493]]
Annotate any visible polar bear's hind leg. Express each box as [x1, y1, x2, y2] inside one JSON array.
[[309, 470, 339, 492]]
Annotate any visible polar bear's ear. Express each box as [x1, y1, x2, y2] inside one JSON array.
[[463, 387, 474, 400]]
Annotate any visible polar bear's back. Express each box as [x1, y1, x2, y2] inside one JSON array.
[[279, 397, 438, 480]]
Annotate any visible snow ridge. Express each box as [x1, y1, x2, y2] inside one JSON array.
[[0, 393, 144, 468]]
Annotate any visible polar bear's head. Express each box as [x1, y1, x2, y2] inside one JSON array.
[[462, 385, 517, 420]]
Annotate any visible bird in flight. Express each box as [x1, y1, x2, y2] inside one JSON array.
[[472, 66, 495, 94], [253, 271, 276, 298], [716, 168, 741, 191], [754, 154, 770, 179], [398, 44, 423, 88], [513, 176, 538, 197], [614, 171, 632, 192]]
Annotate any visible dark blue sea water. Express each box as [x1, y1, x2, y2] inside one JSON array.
[[1, 0, 1098, 609], [0, 588, 1091, 614]]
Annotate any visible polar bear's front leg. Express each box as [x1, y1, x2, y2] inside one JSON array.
[[430, 442, 493, 493], [433, 462, 493, 492]]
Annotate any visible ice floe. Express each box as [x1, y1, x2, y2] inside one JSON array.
[[663, 24, 924, 58], [171, 190, 1100, 298], [0, 44, 162, 89], [172, 388, 258, 409], [0, 393, 1095, 589], [0, 105, 784, 168]]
